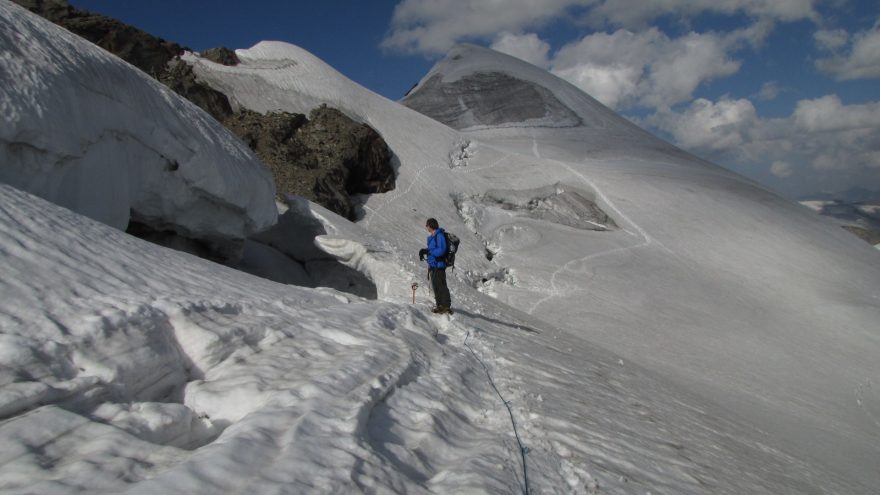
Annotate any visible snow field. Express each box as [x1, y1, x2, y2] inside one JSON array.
[[0, 186, 482, 493], [3, 182, 862, 493], [0, 186, 526, 493]]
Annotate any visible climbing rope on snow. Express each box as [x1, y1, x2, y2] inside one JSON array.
[[464, 329, 530, 495]]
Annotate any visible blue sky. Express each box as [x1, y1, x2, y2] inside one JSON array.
[[72, 0, 879, 200]]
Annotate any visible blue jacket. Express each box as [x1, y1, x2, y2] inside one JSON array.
[[426, 228, 448, 269]]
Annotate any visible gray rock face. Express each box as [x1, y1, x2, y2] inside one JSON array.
[[160, 60, 233, 123], [224, 105, 394, 220], [199, 47, 239, 66], [401, 72, 582, 130], [842, 225, 880, 245]]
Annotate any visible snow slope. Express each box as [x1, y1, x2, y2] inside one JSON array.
[[402, 44, 880, 486], [1, 7, 879, 493], [190, 40, 880, 489], [0, 1, 276, 239], [0, 179, 861, 495]]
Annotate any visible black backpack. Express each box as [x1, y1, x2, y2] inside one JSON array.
[[444, 231, 460, 269]]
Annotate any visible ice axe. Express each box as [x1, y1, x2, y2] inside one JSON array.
[[411, 282, 418, 304]]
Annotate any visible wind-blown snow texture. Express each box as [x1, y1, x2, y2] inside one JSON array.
[[1, 4, 879, 493], [0, 1, 276, 239]]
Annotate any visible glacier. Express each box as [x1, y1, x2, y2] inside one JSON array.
[[1, 2, 879, 493], [0, 1, 276, 242]]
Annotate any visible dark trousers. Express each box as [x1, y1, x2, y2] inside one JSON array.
[[429, 267, 451, 308]]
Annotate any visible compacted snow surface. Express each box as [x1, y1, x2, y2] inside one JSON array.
[[2, 4, 880, 494]]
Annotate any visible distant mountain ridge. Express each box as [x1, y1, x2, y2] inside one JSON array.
[[799, 187, 880, 204], [800, 198, 880, 245]]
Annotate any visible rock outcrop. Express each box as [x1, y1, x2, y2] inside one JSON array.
[[159, 60, 233, 123], [199, 47, 240, 66], [842, 225, 880, 245], [224, 105, 394, 220]]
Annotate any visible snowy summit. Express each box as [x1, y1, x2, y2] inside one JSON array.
[[1, 2, 879, 494]]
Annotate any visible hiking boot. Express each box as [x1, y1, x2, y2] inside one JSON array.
[[431, 306, 443, 313], [443, 306, 454, 315]]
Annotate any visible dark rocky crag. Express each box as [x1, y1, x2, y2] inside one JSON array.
[[199, 47, 240, 66], [159, 59, 234, 123], [223, 106, 394, 220], [842, 225, 880, 245], [14, 0, 395, 246]]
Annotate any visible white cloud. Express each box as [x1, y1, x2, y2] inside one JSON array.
[[813, 28, 848, 50], [646, 97, 757, 151], [490, 32, 551, 68], [816, 23, 880, 80], [382, 0, 590, 55], [549, 28, 744, 110], [382, 0, 809, 55], [770, 161, 794, 177], [642, 93, 880, 192], [793, 95, 880, 133], [586, 0, 817, 28], [553, 62, 642, 109], [550, 29, 658, 108], [757, 81, 779, 100], [812, 154, 841, 170]]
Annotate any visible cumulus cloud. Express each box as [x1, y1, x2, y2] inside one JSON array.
[[813, 28, 849, 50], [490, 32, 551, 68], [643, 94, 880, 192], [549, 27, 755, 109], [816, 23, 880, 80], [382, 0, 811, 55], [757, 81, 780, 100], [586, 0, 817, 28], [382, 0, 589, 55], [793, 95, 880, 132], [645, 97, 758, 151], [770, 161, 794, 178]]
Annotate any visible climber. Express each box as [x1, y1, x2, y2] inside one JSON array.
[[418, 218, 453, 314]]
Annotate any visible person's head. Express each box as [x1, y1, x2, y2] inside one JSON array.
[[426, 218, 439, 233]]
